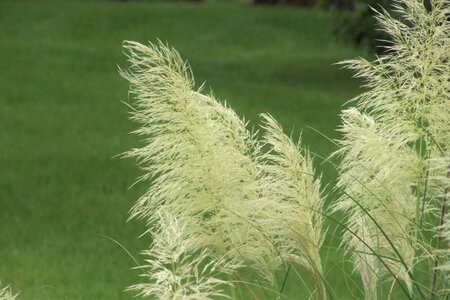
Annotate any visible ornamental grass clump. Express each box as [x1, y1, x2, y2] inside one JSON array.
[[120, 41, 326, 298], [121, 0, 449, 298], [333, 0, 450, 298]]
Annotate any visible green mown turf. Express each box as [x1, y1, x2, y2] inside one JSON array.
[[0, 1, 366, 299]]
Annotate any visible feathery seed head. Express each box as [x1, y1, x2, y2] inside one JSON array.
[[121, 40, 279, 278], [259, 114, 325, 295], [334, 0, 450, 297], [122, 40, 328, 293], [128, 211, 239, 300]]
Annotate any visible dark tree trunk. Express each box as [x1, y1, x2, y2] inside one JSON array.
[[254, 0, 317, 6], [328, 0, 354, 10], [284, 0, 316, 7], [253, 0, 280, 4]]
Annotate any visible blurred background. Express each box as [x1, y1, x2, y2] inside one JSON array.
[[0, 0, 389, 299]]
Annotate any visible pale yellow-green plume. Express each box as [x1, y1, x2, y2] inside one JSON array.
[[121, 40, 326, 296], [120, 40, 278, 280], [334, 0, 450, 298], [128, 211, 239, 300], [260, 114, 325, 297]]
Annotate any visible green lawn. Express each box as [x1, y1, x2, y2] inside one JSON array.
[[0, 1, 365, 299]]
